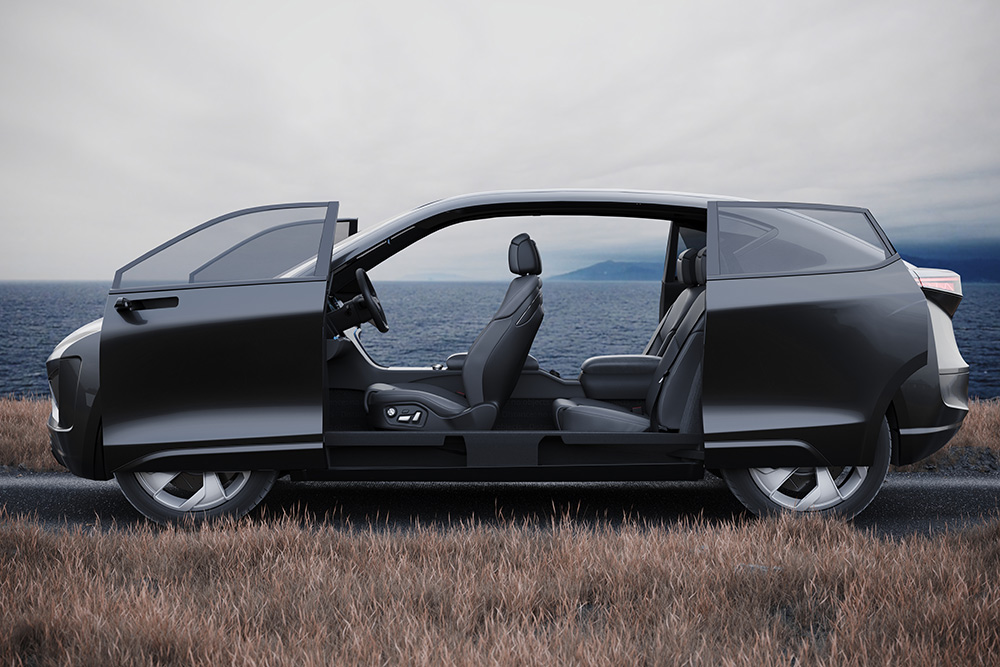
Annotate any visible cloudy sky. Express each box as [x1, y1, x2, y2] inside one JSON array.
[[1, 0, 997, 280]]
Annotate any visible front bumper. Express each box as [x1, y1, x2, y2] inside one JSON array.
[[45, 318, 107, 480]]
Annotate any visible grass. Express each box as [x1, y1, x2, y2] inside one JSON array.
[[1, 511, 998, 665], [0, 396, 59, 472], [939, 397, 1000, 448], [2, 398, 999, 664], [893, 397, 1000, 473], [2, 396, 998, 474]]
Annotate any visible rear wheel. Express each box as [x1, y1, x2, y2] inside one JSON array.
[[722, 417, 892, 519], [115, 470, 277, 524]]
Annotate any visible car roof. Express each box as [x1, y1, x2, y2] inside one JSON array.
[[409, 188, 751, 211], [333, 189, 751, 258]]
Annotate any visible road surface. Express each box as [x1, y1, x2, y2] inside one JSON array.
[[2, 471, 998, 537]]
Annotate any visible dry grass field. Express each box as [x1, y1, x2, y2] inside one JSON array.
[[2, 396, 999, 474], [0, 396, 58, 471], [893, 397, 1000, 472], [944, 397, 1000, 448], [2, 398, 1000, 664], [1, 510, 998, 666]]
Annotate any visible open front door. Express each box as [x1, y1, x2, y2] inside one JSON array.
[[702, 202, 928, 467], [101, 203, 339, 471]]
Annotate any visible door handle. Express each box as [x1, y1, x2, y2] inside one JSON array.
[[114, 296, 179, 314]]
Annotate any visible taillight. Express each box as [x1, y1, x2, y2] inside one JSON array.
[[910, 266, 963, 318]]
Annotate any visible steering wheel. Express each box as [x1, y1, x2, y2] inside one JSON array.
[[356, 267, 388, 333]]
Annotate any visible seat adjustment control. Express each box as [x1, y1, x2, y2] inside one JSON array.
[[385, 405, 424, 426]]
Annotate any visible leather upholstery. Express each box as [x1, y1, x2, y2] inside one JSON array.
[[694, 247, 707, 285], [581, 354, 661, 375], [552, 398, 649, 432], [447, 353, 540, 371], [365, 382, 469, 416], [676, 248, 699, 284], [554, 292, 706, 433], [643, 247, 707, 356], [366, 234, 544, 430], [508, 233, 542, 275]]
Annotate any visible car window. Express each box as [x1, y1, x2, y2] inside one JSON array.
[[678, 227, 706, 255], [716, 206, 889, 277], [116, 206, 328, 289], [189, 220, 324, 283]]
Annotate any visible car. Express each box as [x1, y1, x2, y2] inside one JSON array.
[[46, 190, 970, 522]]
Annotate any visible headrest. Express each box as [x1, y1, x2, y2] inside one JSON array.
[[676, 248, 698, 285], [695, 247, 707, 285], [508, 233, 542, 276], [676, 247, 708, 286]]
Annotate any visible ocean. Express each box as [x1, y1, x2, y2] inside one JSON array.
[[1, 280, 998, 399]]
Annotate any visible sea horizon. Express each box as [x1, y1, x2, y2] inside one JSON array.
[[2, 280, 997, 400]]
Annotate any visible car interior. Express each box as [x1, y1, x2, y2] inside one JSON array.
[[364, 233, 544, 431], [323, 212, 709, 465]]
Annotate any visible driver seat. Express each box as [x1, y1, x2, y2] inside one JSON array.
[[365, 234, 544, 430]]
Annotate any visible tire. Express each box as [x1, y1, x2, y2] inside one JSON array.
[[721, 417, 892, 520], [115, 470, 278, 524]]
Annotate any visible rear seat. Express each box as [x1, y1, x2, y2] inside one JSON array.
[[642, 247, 706, 356], [552, 249, 707, 433]]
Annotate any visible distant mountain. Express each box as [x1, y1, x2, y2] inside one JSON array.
[[549, 242, 1000, 283], [551, 260, 662, 282]]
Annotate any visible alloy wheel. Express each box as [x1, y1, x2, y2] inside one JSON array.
[[134, 471, 251, 512], [748, 465, 869, 512]]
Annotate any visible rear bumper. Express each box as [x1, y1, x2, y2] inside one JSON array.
[[894, 368, 969, 465]]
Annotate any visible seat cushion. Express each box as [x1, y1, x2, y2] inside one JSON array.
[[552, 397, 650, 432], [365, 382, 470, 418]]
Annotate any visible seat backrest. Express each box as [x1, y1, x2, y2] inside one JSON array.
[[462, 234, 544, 413], [644, 288, 706, 432], [643, 248, 707, 355]]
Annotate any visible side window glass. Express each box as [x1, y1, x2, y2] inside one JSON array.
[[190, 220, 324, 283], [678, 227, 706, 255], [717, 206, 889, 277], [116, 206, 328, 289]]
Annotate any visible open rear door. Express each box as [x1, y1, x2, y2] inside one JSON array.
[[101, 203, 339, 472], [702, 202, 928, 467]]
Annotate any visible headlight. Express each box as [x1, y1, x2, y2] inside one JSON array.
[[46, 357, 80, 429], [50, 395, 60, 425], [47, 362, 60, 425]]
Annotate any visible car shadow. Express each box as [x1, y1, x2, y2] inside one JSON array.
[[257, 477, 749, 530]]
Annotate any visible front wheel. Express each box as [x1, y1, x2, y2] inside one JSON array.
[[721, 417, 892, 519], [115, 470, 278, 524]]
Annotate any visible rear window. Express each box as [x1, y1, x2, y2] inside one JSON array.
[[716, 206, 889, 277]]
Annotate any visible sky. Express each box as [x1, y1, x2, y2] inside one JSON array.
[[1, 0, 998, 280]]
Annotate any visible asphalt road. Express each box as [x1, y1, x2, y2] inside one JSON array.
[[2, 471, 999, 538]]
